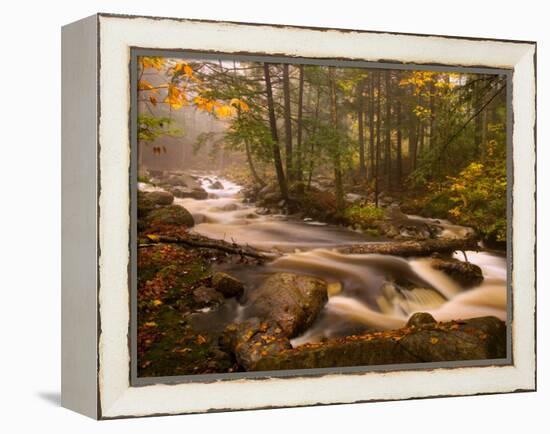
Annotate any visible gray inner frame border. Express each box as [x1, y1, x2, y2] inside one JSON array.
[[129, 48, 514, 387]]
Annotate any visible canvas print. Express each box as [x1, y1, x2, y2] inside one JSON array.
[[134, 54, 508, 378]]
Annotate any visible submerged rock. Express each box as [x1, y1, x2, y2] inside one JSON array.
[[212, 272, 244, 297], [146, 204, 195, 227], [210, 180, 224, 190], [430, 256, 483, 288], [244, 272, 328, 338]]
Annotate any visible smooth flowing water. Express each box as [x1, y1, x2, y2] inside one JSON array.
[[140, 174, 507, 345]]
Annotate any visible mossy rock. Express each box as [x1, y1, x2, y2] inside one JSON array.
[[146, 204, 194, 227], [137, 192, 156, 218], [146, 190, 174, 206], [212, 272, 244, 297]]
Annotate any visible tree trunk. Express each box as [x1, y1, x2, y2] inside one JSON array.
[[263, 63, 288, 200], [283, 63, 293, 182], [357, 77, 367, 179], [296, 65, 304, 182], [307, 85, 322, 190], [396, 98, 403, 188], [429, 79, 436, 149], [375, 71, 382, 207], [244, 140, 265, 188], [328, 66, 345, 211], [368, 74, 375, 182], [384, 70, 392, 191], [338, 235, 479, 256]]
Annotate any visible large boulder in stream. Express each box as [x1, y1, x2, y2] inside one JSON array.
[[430, 256, 484, 288], [244, 273, 328, 338], [224, 314, 506, 371], [146, 204, 194, 227]]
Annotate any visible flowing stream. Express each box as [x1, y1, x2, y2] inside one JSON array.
[[141, 173, 507, 346]]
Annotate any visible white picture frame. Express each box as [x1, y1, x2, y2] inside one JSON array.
[[61, 13, 536, 419]]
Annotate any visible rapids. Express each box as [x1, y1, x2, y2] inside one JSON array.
[[140, 173, 507, 346]]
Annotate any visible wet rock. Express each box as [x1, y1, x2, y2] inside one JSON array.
[[170, 186, 208, 200], [146, 204, 195, 227], [137, 191, 155, 218], [222, 318, 292, 369], [245, 273, 328, 338], [192, 286, 224, 307], [430, 257, 483, 288], [145, 190, 174, 206], [407, 312, 437, 328], [212, 272, 244, 297], [210, 180, 224, 190], [233, 316, 506, 371]]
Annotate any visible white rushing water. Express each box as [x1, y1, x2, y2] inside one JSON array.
[[141, 173, 507, 345]]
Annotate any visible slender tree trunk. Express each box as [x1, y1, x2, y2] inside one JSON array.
[[368, 75, 375, 182], [307, 85, 321, 190], [396, 98, 403, 188], [375, 71, 382, 207], [296, 65, 304, 182], [357, 78, 367, 179], [429, 79, 436, 149], [328, 66, 345, 211], [263, 63, 288, 200], [282, 64, 293, 182], [409, 112, 418, 172], [481, 107, 488, 161], [384, 70, 392, 191], [244, 140, 265, 187]]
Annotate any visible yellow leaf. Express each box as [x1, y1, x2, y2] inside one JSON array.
[[144, 321, 157, 328], [140, 56, 164, 70], [430, 337, 439, 344], [147, 234, 159, 242], [215, 105, 234, 118], [164, 84, 187, 110], [138, 79, 154, 92], [153, 299, 163, 306], [230, 98, 250, 112], [183, 64, 193, 78]]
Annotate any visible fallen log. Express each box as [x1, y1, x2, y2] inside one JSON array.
[[224, 313, 506, 371], [337, 236, 480, 257], [139, 234, 276, 261]]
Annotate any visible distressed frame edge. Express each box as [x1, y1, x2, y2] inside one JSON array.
[[61, 13, 100, 419], [95, 14, 536, 419]]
